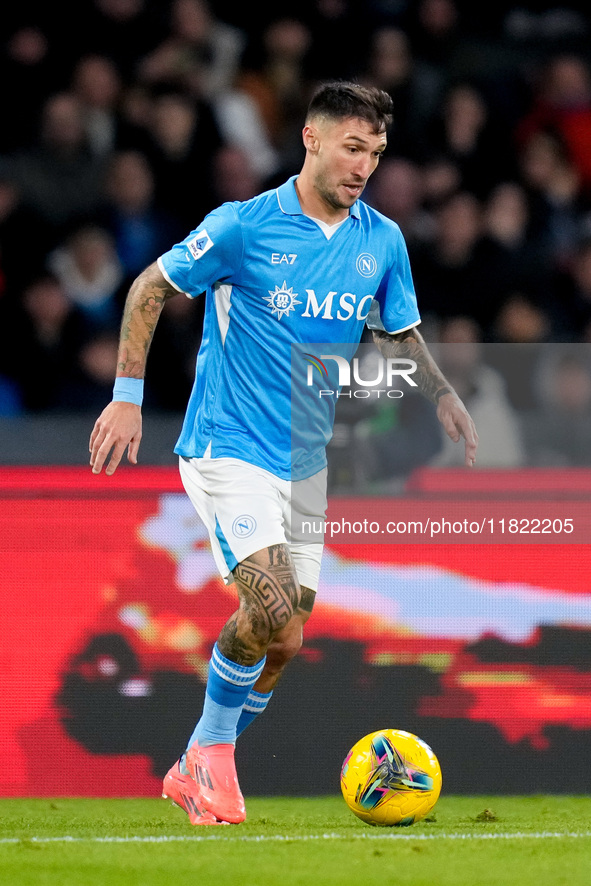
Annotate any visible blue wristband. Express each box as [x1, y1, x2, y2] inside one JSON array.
[[113, 377, 144, 406]]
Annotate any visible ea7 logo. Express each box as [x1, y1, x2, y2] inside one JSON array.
[[271, 253, 297, 264]]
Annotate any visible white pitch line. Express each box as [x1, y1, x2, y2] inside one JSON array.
[[1, 831, 591, 845]]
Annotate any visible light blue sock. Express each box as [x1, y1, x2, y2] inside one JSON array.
[[186, 643, 266, 749], [236, 689, 273, 737]]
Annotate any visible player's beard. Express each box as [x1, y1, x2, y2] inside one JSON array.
[[314, 169, 365, 211]]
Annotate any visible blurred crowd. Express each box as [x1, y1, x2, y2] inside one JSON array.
[[1, 0, 591, 472]]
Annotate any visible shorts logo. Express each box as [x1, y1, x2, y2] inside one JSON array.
[[232, 515, 257, 538], [356, 253, 377, 277], [186, 230, 213, 260]]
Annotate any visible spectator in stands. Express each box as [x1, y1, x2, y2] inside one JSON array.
[[236, 17, 313, 177], [137, 0, 245, 101], [429, 316, 525, 467], [47, 225, 125, 332], [411, 190, 493, 331], [70, 54, 125, 160], [493, 293, 552, 348], [422, 81, 515, 198], [210, 145, 263, 204], [516, 53, 591, 195], [404, 0, 462, 76], [359, 25, 442, 156], [487, 293, 552, 412], [59, 0, 161, 81], [0, 274, 86, 411], [0, 92, 107, 243], [551, 236, 591, 341], [100, 150, 181, 279], [58, 331, 121, 411], [0, 176, 51, 295], [523, 348, 591, 466], [517, 128, 587, 272], [141, 87, 223, 230], [212, 84, 281, 184], [0, 375, 22, 416], [0, 23, 68, 153], [420, 152, 462, 208], [363, 155, 435, 257], [475, 181, 551, 336]]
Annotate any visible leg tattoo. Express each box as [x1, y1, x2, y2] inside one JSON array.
[[218, 544, 301, 666], [234, 544, 300, 633], [298, 585, 316, 615], [217, 614, 255, 666]]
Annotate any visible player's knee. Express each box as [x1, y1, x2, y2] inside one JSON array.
[[250, 594, 296, 649], [265, 615, 304, 671], [233, 598, 293, 659], [265, 634, 303, 675], [274, 630, 303, 667]]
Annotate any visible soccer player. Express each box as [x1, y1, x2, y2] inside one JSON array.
[[89, 81, 478, 825]]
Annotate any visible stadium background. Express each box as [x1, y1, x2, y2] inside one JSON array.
[[2, 1, 591, 798]]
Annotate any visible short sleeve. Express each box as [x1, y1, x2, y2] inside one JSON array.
[[366, 226, 421, 334], [157, 202, 243, 297]]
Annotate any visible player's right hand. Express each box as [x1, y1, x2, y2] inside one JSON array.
[[89, 401, 143, 476]]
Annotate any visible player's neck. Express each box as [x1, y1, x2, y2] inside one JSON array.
[[294, 175, 349, 225]]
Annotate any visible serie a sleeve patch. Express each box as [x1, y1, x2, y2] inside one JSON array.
[[186, 230, 214, 261]]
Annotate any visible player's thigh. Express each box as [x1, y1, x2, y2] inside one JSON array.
[[233, 543, 302, 634], [179, 455, 289, 584]]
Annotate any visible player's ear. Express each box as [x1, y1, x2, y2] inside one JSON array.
[[303, 124, 320, 153]]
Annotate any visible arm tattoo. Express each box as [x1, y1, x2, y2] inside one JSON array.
[[372, 327, 453, 404], [117, 261, 179, 378]]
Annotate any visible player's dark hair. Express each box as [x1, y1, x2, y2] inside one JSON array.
[[306, 81, 393, 132]]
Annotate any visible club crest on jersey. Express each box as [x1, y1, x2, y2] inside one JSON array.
[[186, 230, 213, 260], [264, 281, 302, 320], [356, 253, 378, 277]]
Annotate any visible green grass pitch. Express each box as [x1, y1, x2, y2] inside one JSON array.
[[1, 795, 591, 886]]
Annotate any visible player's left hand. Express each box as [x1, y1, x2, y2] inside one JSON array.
[[436, 392, 478, 467]]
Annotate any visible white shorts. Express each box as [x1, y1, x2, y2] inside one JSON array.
[[179, 456, 327, 592]]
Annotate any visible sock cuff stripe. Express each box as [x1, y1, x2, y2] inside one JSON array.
[[243, 696, 271, 713], [243, 701, 266, 713], [247, 689, 273, 702], [211, 645, 266, 686]]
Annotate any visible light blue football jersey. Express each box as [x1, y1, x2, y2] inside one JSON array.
[[157, 175, 420, 480]]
